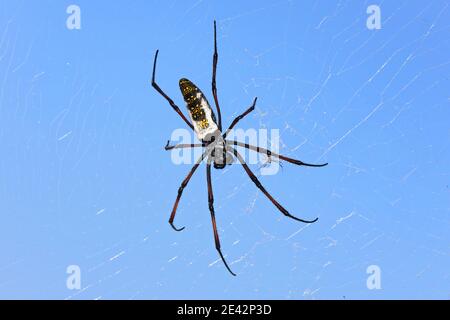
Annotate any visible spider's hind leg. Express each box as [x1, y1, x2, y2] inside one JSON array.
[[206, 158, 236, 276], [229, 146, 319, 224], [168, 151, 208, 231]]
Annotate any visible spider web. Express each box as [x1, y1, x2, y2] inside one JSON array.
[[0, 0, 449, 299]]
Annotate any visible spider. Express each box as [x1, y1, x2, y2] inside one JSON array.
[[151, 21, 328, 276]]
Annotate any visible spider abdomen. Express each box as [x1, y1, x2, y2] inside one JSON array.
[[179, 78, 219, 142]]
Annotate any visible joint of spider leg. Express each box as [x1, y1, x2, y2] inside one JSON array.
[[279, 206, 298, 219], [177, 185, 186, 195], [278, 206, 289, 216], [215, 242, 224, 252], [250, 175, 262, 189]]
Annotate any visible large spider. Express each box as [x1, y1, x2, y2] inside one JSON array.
[[151, 21, 327, 276]]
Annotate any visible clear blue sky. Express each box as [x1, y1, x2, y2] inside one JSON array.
[[0, 0, 449, 299]]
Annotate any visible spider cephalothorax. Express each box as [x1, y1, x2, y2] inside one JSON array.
[[151, 21, 328, 276], [209, 135, 234, 169]]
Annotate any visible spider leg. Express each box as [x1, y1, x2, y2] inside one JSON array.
[[151, 50, 194, 131], [206, 158, 236, 276], [223, 97, 258, 139], [168, 150, 209, 231], [226, 140, 328, 167], [229, 146, 319, 224], [165, 140, 205, 151], [211, 20, 223, 132]]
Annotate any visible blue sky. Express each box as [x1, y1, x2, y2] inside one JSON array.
[[0, 0, 449, 299]]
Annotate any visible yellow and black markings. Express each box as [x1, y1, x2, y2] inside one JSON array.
[[179, 78, 212, 130]]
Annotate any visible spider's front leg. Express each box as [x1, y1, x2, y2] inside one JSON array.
[[151, 50, 194, 131], [211, 20, 223, 132]]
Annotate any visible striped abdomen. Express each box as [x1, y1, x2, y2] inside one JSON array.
[[179, 78, 219, 142]]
